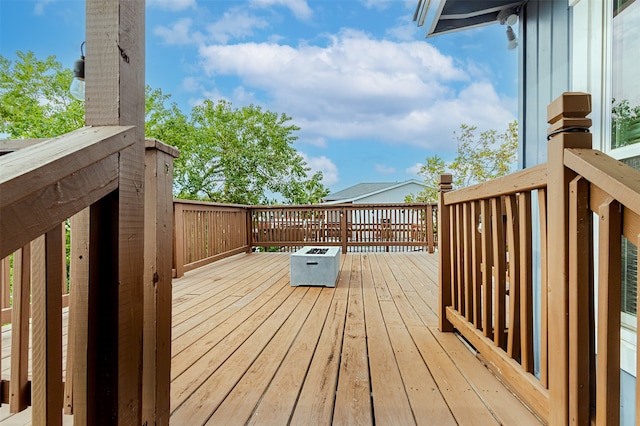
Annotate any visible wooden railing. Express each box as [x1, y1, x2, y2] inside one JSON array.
[[439, 92, 640, 425], [173, 200, 250, 278], [1, 223, 70, 325], [0, 132, 178, 424], [173, 202, 437, 277]]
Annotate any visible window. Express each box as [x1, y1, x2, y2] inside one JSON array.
[[611, 0, 640, 328]]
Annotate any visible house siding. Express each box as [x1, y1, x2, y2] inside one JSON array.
[[519, 0, 571, 168]]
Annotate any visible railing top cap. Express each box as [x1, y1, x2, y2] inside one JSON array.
[[547, 92, 592, 124]]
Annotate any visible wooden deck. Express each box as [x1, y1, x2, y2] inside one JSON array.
[[2, 252, 542, 425]]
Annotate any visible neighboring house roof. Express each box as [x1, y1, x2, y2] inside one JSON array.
[[323, 180, 426, 204]]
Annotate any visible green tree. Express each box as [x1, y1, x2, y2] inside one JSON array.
[[407, 121, 518, 203], [0, 51, 84, 137], [1, 52, 329, 205], [279, 171, 330, 205]]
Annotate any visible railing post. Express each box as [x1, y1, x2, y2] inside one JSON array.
[[438, 173, 454, 332], [246, 207, 253, 253], [546, 92, 592, 425], [143, 139, 179, 426], [341, 207, 348, 253], [173, 202, 185, 278]]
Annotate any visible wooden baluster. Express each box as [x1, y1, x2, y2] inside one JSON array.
[[568, 176, 593, 425], [519, 192, 534, 373], [595, 200, 622, 425], [10, 245, 30, 413], [537, 188, 549, 387], [471, 201, 482, 329], [32, 228, 63, 425], [491, 197, 506, 349], [505, 195, 521, 359], [480, 199, 493, 339]]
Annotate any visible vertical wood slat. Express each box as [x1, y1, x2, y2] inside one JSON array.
[[471, 201, 482, 328], [462, 203, 473, 322], [31, 228, 64, 426], [595, 199, 622, 426], [1, 255, 10, 309], [455, 204, 463, 314], [518, 192, 534, 373], [449, 205, 458, 311], [636, 233, 640, 426], [568, 176, 592, 425], [10, 244, 30, 413], [68, 209, 91, 421], [438, 174, 453, 332], [491, 197, 506, 349], [480, 199, 493, 339], [538, 188, 549, 388], [505, 195, 520, 359]]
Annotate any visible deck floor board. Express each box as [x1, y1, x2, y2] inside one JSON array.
[[1, 252, 542, 425]]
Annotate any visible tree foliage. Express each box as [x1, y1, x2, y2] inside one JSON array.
[[407, 121, 518, 203], [1, 52, 328, 205], [612, 98, 640, 148], [0, 51, 84, 137]]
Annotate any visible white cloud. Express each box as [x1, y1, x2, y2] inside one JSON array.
[[34, 0, 55, 15], [375, 163, 396, 175], [154, 18, 195, 46], [192, 27, 515, 154], [298, 137, 328, 148], [299, 153, 339, 186], [405, 163, 424, 176], [147, 0, 196, 11], [206, 9, 269, 44], [249, 0, 312, 20]]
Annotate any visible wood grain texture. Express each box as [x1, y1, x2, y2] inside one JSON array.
[[84, 0, 146, 424], [568, 177, 593, 425], [0, 153, 122, 259], [595, 200, 622, 425], [31, 229, 64, 425], [9, 245, 30, 413]]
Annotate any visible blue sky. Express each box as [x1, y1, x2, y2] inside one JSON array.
[[1, 0, 518, 193]]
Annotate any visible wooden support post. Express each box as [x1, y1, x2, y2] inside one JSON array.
[[438, 173, 453, 332], [83, 0, 146, 424], [143, 139, 179, 426], [10, 245, 30, 413], [546, 92, 592, 425]]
